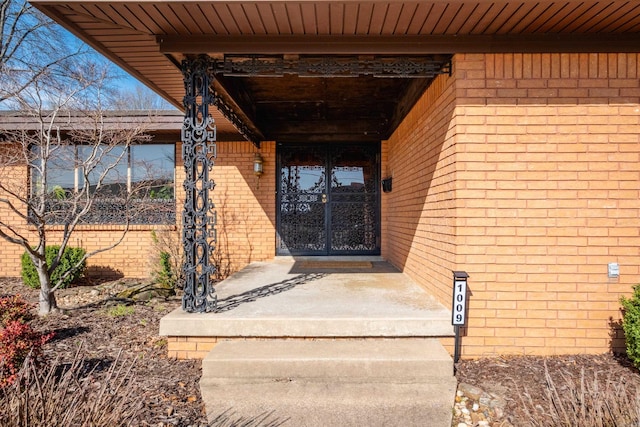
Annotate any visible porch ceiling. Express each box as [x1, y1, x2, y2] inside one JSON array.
[[32, 0, 640, 142]]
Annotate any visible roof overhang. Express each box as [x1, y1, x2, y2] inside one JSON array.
[[31, 0, 640, 142], [158, 33, 640, 56], [0, 110, 183, 144]]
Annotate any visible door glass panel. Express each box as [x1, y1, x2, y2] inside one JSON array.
[[330, 145, 378, 252], [278, 146, 326, 253]]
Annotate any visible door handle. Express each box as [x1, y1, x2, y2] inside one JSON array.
[[321, 194, 327, 203]]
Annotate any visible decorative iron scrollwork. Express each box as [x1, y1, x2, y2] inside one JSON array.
[[301, 58, 357, 77], [181, 56, 218, 313], [217, 55, 452, 78], [222, 55, 285, 77]]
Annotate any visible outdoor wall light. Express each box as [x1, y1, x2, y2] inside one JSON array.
[[253, 152, 264, 177]]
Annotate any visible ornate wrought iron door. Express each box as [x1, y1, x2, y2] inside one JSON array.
[[277, 143, 380, 255]]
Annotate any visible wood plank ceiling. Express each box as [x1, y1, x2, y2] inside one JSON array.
[[32, 1, 640, 142]]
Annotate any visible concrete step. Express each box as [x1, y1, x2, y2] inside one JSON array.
[[201, 380, 457, 427], [161, 312, 454, 338], [159, 260, 454, 339], [200, 339, 456, 427], [202, 339, 453, 381]]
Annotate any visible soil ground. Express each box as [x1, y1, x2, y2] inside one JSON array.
[[2, 277, 207, 426], [454, 352, 640, 426], [2, 277, 640, 426]]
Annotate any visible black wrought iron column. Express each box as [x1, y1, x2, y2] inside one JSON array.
[[181, 56, 218, 312]]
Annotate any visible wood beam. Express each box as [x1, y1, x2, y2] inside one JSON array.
[[158, 34, 640, 55], [259, 118, 388, 138], [272, 133, 384, 143], [35, 0, 546, 5], [213, 75, 259, 132], [211, 78, 265, 144]]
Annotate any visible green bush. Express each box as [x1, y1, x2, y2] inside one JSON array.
[[20, 246, 86, 289], [620, 284, 640, 368], [154, 251, 175, 287]]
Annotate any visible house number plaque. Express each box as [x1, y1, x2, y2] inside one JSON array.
[[452, 273, 468, 326], [452, 271, 469, 364]]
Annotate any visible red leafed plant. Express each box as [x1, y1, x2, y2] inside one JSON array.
[[0, 295, 34, 326], [0, 295, 53, 386]]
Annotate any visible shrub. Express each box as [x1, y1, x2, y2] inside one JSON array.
[[0, 321, 52, 386], [150, 229, 184, 289], [0, 295, 53, 386], [621, 285, 640, 368], [154, 251, 175, 288], [21, 245, 86, 289], [0, 295, 33, 327]]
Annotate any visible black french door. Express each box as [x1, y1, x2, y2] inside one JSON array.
[[277, 143, 380, 255]]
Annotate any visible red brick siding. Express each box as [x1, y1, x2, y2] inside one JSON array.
[[209, 141, 276, 275]]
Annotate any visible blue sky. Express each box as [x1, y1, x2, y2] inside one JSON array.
[[59, 22, 176, 110]]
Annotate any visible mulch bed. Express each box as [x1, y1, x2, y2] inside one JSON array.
[[1, 277, 207, 426], [3, 276, 640, 426], [454, 349, 640, 426]]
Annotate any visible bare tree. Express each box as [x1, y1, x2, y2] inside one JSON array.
[[0, 0, 175, 314], [0, 0, 91, 104], [110, 82, 176, 111], [0, 65, 172, 315]]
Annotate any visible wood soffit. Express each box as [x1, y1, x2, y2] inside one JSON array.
[[31, 0, 640, 142]]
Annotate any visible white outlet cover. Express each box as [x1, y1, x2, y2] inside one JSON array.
[[608, 263, 620, 278]]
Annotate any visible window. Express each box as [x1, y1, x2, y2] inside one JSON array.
[[31, 144, 175, 225], [131, 144, 175, 200], [78, 145, 128, 196]]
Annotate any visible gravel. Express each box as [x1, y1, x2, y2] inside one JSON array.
[[453, 353, 640, 426]]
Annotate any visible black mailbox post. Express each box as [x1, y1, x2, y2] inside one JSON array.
[[452, 271, 469, 363]]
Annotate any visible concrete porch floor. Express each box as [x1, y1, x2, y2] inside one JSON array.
[[159, 257, 454, 340], [160, 257, 458, 426]]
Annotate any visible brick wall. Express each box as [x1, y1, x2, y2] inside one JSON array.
[[0, 145, 177, 278], [0, 146, 31, 277], [0, 140, 277, 280], [208, 141, 277, 275], [386, 53, 640, 357], [4, 54, 639, 358], [456, 53, 640, 357], [382, 71, 458, 305]]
